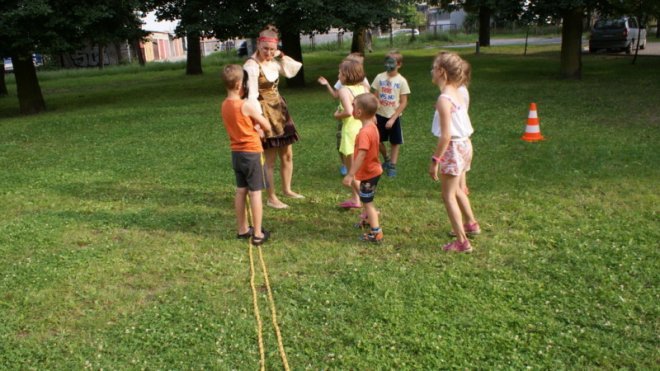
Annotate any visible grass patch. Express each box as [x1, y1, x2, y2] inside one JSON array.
[[0, 42, 658, 368]]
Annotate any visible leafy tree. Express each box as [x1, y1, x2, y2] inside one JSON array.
[[433, 0, 525, 46], [146, 0, 216, 75], [330, 0, 402, 54], [398, 3, 426, 41], [0, 0, 145, 114], [265, 0, 336, 87]]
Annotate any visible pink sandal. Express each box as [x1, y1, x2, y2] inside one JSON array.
[[339, 200, 361, 209], [442, 240, 473, 253]]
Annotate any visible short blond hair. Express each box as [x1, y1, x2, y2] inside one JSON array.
[[345, 52, 364, 64], [387, 50, 403, 64], [339, 60, 365, 85], [222, 64, 243, 90], [354, 93, 379, 117]]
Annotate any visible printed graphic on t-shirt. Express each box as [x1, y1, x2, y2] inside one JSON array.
[[377, 80, 402, 107]]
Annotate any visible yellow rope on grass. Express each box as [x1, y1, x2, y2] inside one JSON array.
[[257, 245, 291, 371], [248, 244, 266, 371], [245, 196, 290, 370]]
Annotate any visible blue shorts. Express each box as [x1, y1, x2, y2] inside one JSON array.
[[231, 152, 267, 191], [376, 114, 403, 145], [358, 175, 380, 203]]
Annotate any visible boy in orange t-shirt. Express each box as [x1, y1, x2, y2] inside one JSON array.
[[342, 93, 384, 242], [221, 64, 272, 245]]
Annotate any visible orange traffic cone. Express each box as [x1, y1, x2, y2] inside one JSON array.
[[521, 103, 544, 142]]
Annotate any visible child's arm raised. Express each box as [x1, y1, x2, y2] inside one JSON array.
[[334, 87, 353, 120], [429, 97, 452, 181], [318, 76, 338, 99]]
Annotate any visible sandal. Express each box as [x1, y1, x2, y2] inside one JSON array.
[[442, 239, 472, 253], [448, 222, 481, 237], [251, 229, 271, 246], [236, 226, 254, 239], [339, 200, 361, 209]]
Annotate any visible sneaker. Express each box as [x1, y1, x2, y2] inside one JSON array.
[[386, 165, 397, 177], [382, 160, 391, 170], [251, 229, 270, 246], [340, 165, 348, 176], [448, 222, 481, 237], [442, 239, 472, 253], [361, 230, 383, 243]]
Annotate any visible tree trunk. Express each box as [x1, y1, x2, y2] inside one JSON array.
[[478, 6, 492, 46], [132, 39, 146, 66], [98, 44, 105, 70], [0, 62, 7, 96], [280, 29, 305, 88], [12, 54, 46, 114], [351, 26, 366, 54], [559, 8, 583, 80], [115, 42, 123, 64], [186, 33, 203, 75]]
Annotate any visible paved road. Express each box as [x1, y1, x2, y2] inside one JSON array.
[[446, 37, 660, 55]]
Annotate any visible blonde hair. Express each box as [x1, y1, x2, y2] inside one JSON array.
[[432, 51, 466, 86], [345, 52, 364, 64], [461, 58, 472, 87], [386, 50, 403, 64], [222, 64, 243, 89], [339, 60, 365, 85], [259, 24, 279, 39], [354, 93, 379, 116]]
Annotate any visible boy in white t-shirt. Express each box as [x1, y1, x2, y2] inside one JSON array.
[[371, 51, 411, 177]]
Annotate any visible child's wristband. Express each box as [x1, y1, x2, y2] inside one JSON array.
[[431, 156, 441, 164]]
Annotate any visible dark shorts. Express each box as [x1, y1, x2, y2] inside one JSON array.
[[231, 152, 267, 191], [376, 114, 403, 145], [358, 175, 380, 203]]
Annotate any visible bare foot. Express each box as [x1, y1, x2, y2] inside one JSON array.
[[283, 192, 305, 199], [266, 199, 289, 209]]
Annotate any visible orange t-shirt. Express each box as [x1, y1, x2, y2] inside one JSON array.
[[221, 98, 262, 152], [354, 122, 383, 181]]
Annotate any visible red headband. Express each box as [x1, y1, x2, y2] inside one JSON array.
[[258, 36, 278, 43]]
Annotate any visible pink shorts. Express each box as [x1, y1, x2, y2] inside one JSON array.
[[440, 140, 473, 176]]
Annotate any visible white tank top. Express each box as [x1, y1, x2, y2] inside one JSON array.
[[431, 87, 473, 139]]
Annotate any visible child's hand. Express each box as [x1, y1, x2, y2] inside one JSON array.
[[342, 174, 353, 187], [429, 162, 440, 181], [254, 124, 265, 139], [386, 118, 396, 129], [317, 76, 328, 86]]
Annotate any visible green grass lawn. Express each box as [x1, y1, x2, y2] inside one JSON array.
[[1, 42, 658, 368]]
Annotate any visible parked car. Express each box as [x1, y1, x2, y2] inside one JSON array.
[[237, 41, 248, 57], [589, 16, 647, 54]]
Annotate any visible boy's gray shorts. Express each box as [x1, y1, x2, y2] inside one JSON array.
[[232, 152, 267, 191]]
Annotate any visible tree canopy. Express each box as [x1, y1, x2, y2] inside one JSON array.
[[1, 0, 144, 114]]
